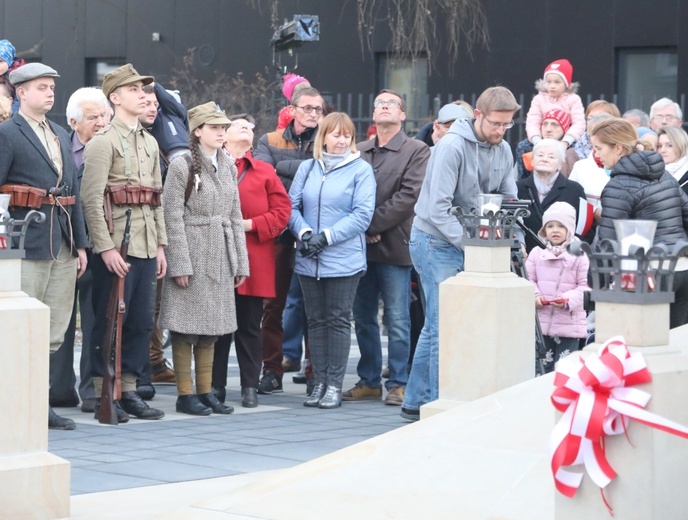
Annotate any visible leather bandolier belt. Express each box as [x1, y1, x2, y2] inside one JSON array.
[[0, 184, 76, 209], [103, 184, 163, 233]]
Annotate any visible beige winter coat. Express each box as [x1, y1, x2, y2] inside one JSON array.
[[158, 148, 249, 335]]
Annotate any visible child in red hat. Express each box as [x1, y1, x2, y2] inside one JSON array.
[[526, 59, 585, 149]]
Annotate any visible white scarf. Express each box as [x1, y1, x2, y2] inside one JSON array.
[[533, 171, 560, 202], [666, 155, 688, 183]]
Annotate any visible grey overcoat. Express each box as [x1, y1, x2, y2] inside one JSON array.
[[158, 149, 249, 336]]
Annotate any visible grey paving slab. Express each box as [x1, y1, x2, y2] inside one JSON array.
[[92, 459, 232, 482], [75, 453, 140, 464], [70, 467, 167, 494], [168, 450, 301, 473]]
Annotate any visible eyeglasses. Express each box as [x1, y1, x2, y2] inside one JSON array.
[[374, 100, 401, 109], [230, 121, 255, 130], [652, 115, 680, 123], [293, 105, 323, 115], [482, 116, 514, 129]]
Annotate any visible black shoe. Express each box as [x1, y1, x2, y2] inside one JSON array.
[[120, 391, 165, 419], [80, 398, 97, 413], [306, 378, 315, 396], [199, 392, 234, 414], [212, 386, 226, 403], [136, 380, 156, 401], [293, 359, 310, 384], [93, 399, 130, 423], [48, 406, 76, 430], [241, 387, 258, 408], [400, 407, 420, 422], [257, 369, 283, 395], [176, 394, 212, 416]]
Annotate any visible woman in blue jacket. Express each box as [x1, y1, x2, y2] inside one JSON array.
[[289, 112, 376, 409]]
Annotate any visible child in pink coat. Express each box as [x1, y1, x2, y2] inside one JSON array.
[[526, 59, 585, 149], [526, 201, 590, 373]]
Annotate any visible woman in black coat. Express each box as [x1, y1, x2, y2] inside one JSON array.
[[592, 117, 688, 328], [516, 138, 589, 252]]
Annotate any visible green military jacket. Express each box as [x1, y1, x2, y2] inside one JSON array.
[[82, 117, 168, 258]]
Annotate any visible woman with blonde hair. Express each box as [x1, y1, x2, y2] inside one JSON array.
[[288, 112, 376, 409], [657, 126, 688, 194], [593, 117, 688, 328]]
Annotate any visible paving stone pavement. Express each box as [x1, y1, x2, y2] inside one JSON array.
[[50, 337, 406, 495]]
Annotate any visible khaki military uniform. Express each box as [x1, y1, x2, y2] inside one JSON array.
[[81, 117, 167, 257], [81, 116, 168, 396]]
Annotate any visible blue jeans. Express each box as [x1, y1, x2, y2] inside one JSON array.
[[282, 272, 307, 362], [402, 227, 464, 411], [353, 262, 412, 390]]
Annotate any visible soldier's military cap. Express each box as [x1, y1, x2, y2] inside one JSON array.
[[188, 102, 231, 133], [102, 63, 154, 98]]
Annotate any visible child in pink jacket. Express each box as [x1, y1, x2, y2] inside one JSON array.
[[526, 59, 585, 149], [526, 201, 590, 373]]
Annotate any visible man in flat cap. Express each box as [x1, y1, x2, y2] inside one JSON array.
[[0, 62, 89, 430], [81, 63, 167, 423]]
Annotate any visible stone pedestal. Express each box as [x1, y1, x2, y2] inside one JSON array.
[[555, 331, 688, 520], [423, 245, 535, 417], [595, 301, 670, 347], [0, 259, 71, 519]]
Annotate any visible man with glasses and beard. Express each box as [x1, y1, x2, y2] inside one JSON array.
[[400, 86, 520, 422], [254, 86, 323, 395]]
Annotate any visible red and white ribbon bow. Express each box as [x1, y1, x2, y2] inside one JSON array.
[[550, 336, 688, 501]]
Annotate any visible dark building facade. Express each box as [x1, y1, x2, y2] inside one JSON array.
[[2, 0, 687, 137]]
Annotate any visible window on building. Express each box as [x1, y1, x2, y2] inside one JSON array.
[[86, 58, 126, 87], [377, 54, 429, 133], [617, 48, 677, 113]]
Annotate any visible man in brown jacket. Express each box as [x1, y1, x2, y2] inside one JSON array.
[[345, 89, 430, 406]]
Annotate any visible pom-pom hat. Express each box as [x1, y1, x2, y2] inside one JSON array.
[[542, 109, 572, 134], [544, 59, 573, 87]]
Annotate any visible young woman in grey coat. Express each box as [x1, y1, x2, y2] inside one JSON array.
[[158, 102, 249, 415]]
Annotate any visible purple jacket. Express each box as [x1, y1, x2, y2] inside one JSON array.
[[526, 246, 590, 338]]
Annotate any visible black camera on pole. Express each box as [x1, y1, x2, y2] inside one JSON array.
[[271, 15, 320, 52]]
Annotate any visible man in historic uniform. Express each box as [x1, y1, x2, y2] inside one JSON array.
[[81, 64, 167, 423]]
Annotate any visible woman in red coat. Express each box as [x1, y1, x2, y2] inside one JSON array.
[[212, 114, 291, 407]]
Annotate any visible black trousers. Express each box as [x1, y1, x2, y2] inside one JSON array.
[[49, 266, 96, 402], [212, 293, 263, 389], [90, 254, 157, 379]]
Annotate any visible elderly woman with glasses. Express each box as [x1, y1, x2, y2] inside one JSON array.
[[211, 114, 291, 408]]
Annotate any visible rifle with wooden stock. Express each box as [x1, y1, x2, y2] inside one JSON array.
[[98, 208, 132, 425]]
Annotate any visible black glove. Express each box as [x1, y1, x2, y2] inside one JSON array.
[[299, 231, 313, 257], [304, 232, 328, 258]]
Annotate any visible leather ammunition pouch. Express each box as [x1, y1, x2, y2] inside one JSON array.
[[107, 185, 162, 207], [0, 184, 74, 209], [103, 185, 163, 233]]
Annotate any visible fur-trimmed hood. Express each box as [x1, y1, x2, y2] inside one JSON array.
[[535, 78, 580, 95]]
